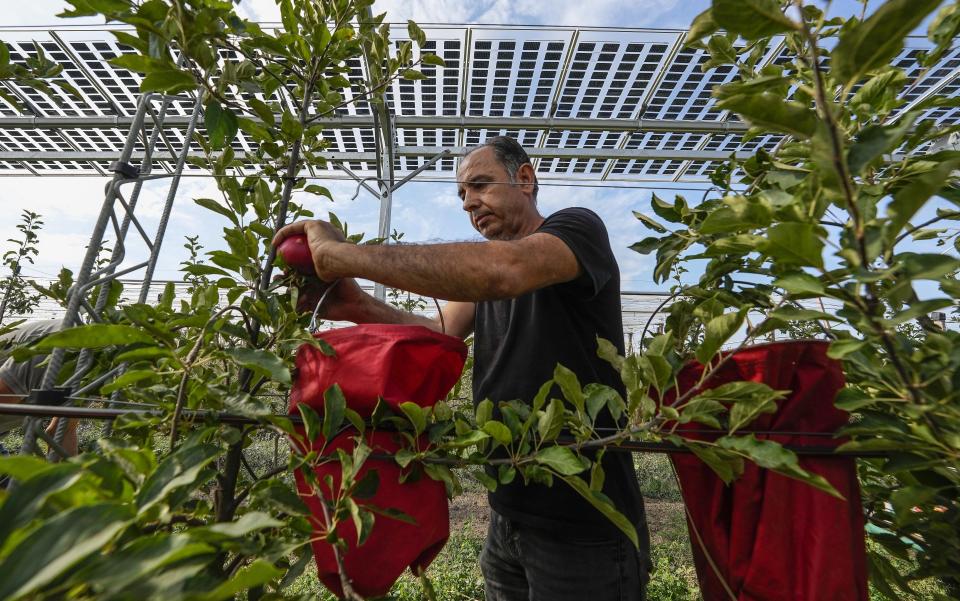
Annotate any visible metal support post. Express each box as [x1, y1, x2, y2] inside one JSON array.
[[18, 90, 152, 457], [20, 87, 201, 456], [100, 94, 203, 439]]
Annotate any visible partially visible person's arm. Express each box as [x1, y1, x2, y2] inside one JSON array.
[[303, 276, 475, 338], [0, 378, 20, 405], [274, 220, 581, 303]]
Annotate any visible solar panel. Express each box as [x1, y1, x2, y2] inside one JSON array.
[[0, 26, 955, 183]]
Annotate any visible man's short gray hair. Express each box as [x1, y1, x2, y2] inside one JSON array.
[[464, 136, 539, 199]]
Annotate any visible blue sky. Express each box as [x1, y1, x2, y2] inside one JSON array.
[[0, 0, 945, 295]]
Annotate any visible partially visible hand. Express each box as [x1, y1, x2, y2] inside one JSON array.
[[273, 219, 347, 281], [295, 276, 369, 323]]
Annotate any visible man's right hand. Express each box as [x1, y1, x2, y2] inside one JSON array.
[[273, 219, 347, 282], [295, 276, 370, 323]]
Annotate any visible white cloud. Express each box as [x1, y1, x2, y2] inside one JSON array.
[[372, 0, 685, 27]]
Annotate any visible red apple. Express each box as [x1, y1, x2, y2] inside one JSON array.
[[278, 234, 315, 276]]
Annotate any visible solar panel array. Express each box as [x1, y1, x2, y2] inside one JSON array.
[[0, 25, 957, 181]]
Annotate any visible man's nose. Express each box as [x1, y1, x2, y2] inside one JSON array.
[[461, 190, 480, 212]]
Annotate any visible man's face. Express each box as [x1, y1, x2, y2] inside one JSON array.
[[457, 147, 533, 241]]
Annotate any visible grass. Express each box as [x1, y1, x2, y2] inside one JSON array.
[[285, 496, 702, 601]]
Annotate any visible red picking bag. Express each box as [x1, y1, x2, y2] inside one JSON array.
[[289, 324, 468, 598], [293, 429, 449, 599], [669, 341, 868, 601], [290, 324, 468, 416]]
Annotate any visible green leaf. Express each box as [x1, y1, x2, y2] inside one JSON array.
[[29, 324, 153, 352], [712, 0, 797, 39], [833, 387, 875, 411], [322, 384, 347, 440], [248, 97, 275, 125], [678, 397, 725, 429], [584, 384, 623, 423], [353, 469, 380, 500], [847, 112, 918, 174], [561, 476, 638, 548], [193, 197, 239, 225], [832, 0, 942, 87], [0, 504, 133, 601], [886, 298, 954, 325], [402, 69, 427, 80], [304, 184, 332, 199], [0, 455, 57, 480], [446, 429, 490, 449], [471, 469, 498, 492], [280, 110, 303, 140], [191, 559, 283, 601], [699, 195, 772, 234], [684, 8, 719, 46], [718, 435, 842, 498], [629, 237, 661, 255], [140, 69, 195, 94], [407, 20, 427, 46], [347, 499, 376, 546], [237, 117, 272, 141], [204, 100, 239, 150], [78, 534, 213, 595], [596, 337, 624, 371], [475, 399, 493, 426], [686, 443, 744, 484], [223, 348, 290, 385], [553, 364, 584, 412], [395, 448, 417, 468], [633, 210, 668, 233], [137, 443, 222, 512], [897, 253, 960, 280], [192, 512, 283, 540], [535, 445, 589, 476], [421, 53, 446, 67], [399, 401, 426, 435], [115, 346, 175, 363], [717, 94, 817, 139], [108, 54, 170, 73], [101, 369, 157, 394], [773, 272, 825, 296], [827, 339, 868, 361], [0, 463, 82, 543], [482, 420, 514, 447], [279, 0, 298, 36], [762, 222, 825, 269], [537, 398, 565, 442], [368, 504, 418, 526], [888, 159, 960, 236], [728, 392, 779, 433], [695, 309, 746, 364]]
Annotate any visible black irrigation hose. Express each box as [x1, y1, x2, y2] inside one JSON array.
[[0, 404, 888, 458]]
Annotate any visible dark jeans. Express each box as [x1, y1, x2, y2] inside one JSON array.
[[480, 509, 649, 601]]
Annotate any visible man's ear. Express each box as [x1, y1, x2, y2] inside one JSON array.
[[516, 162, 536, 194]]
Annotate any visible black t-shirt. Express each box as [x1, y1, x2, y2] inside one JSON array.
[[473, 207, 646, 540]]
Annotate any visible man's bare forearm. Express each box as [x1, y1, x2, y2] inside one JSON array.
[[348, 292, 442, 331], [324, 241, 517, 302]]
